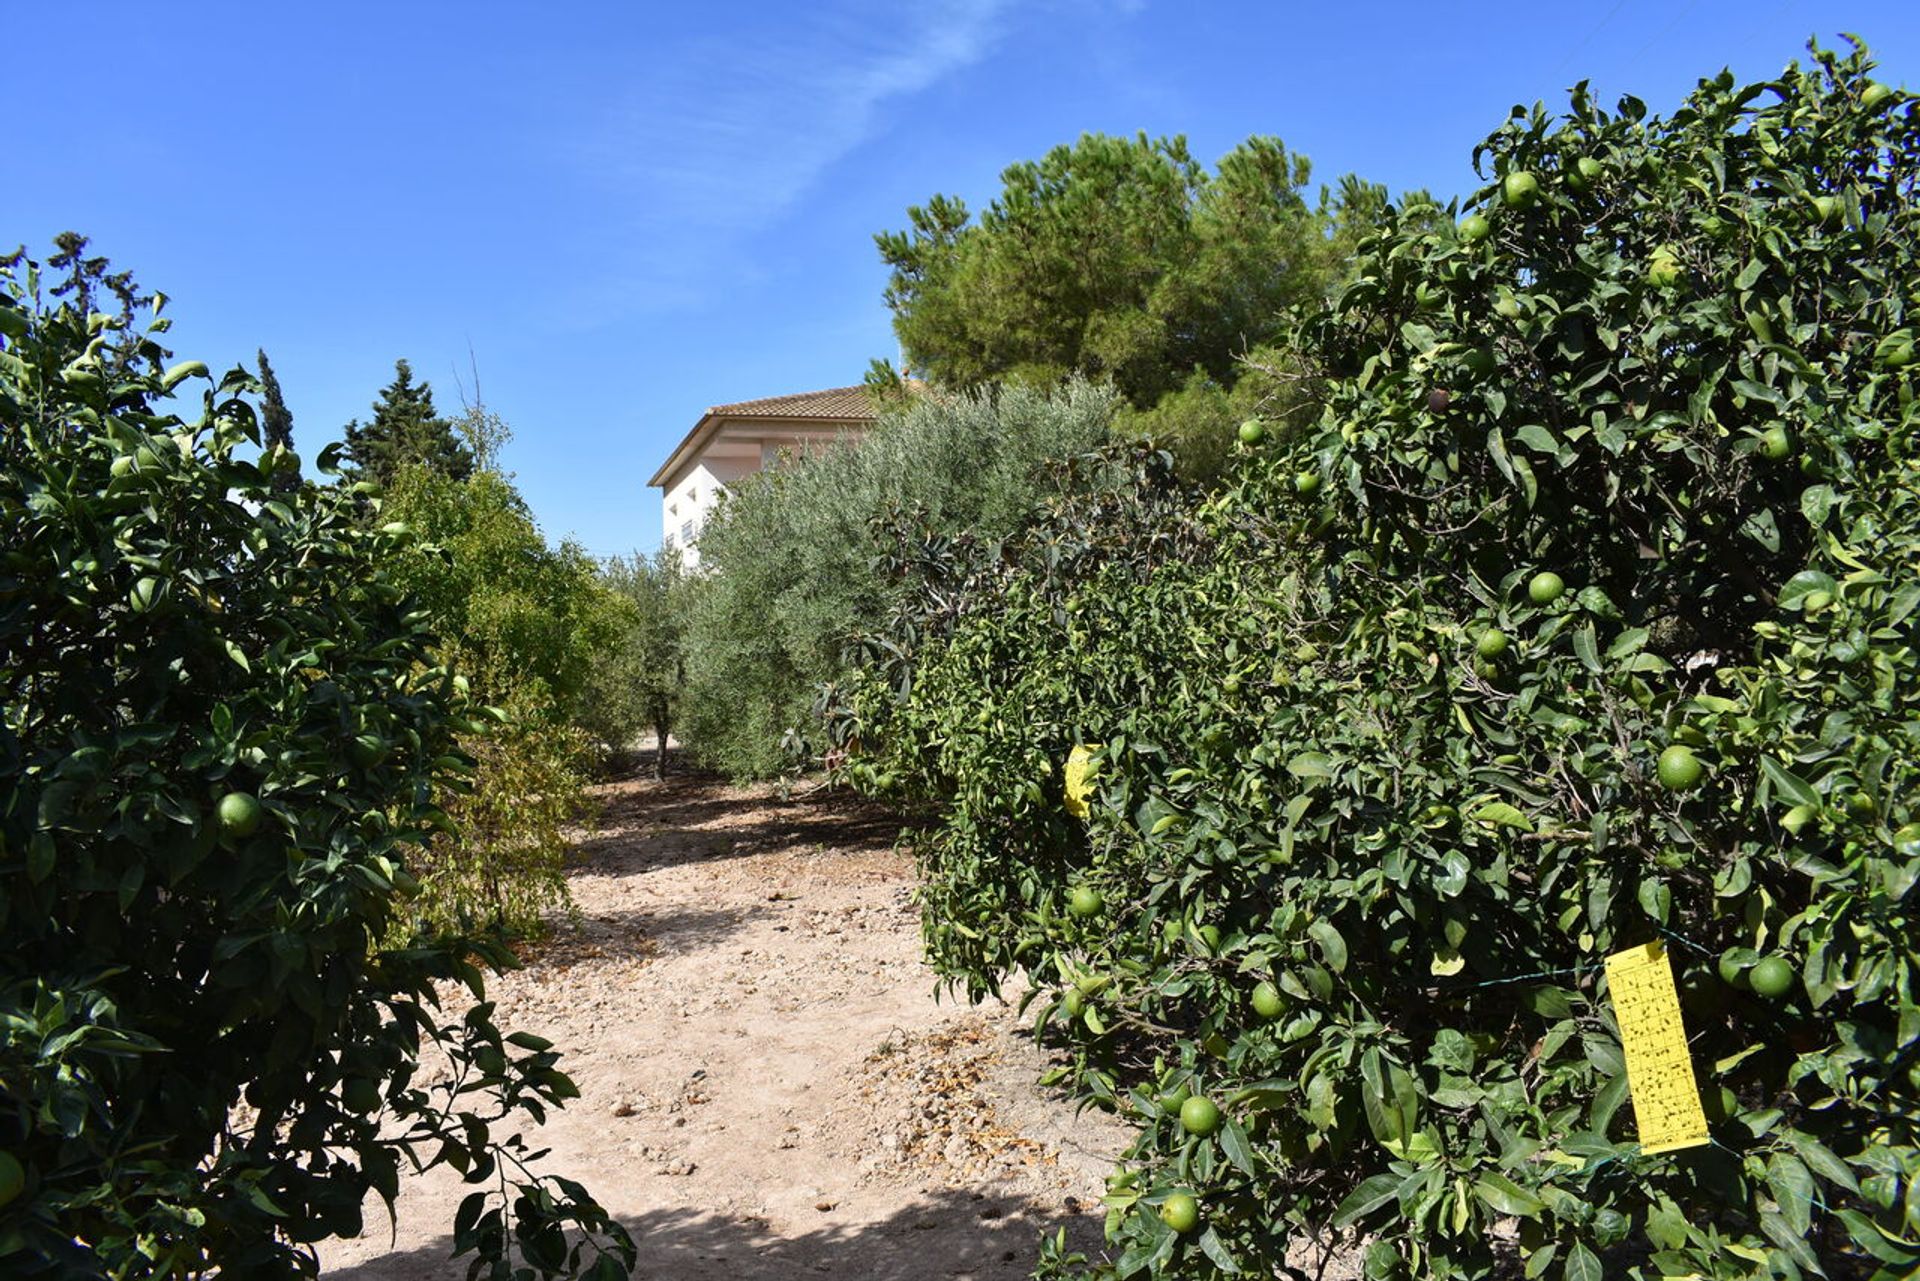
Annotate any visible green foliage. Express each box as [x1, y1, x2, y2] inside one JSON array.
[[0, 245, 632, 1278], [844, 44, 1920, 1280], [681, 379, 1115, 780], [410, 694, 590, 940], [380, 463, 629, 935], [582, 551, 688, 773], [879, 133, 1348, 408], [1111, 346, 1319, 484], [382, 465, 620, 717], [343, 358, 475, 488]]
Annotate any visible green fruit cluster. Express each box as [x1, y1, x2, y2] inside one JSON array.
[[0, 246, 634, 1277], [836, 41, 1920, 1281]]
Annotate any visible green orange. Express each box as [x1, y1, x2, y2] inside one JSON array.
[[1648, 251, 1683, 289], [1067, 886, 1103, 918], [1159, 1192, 1199, 1234], [1749, 956, 1795, 1000], [1527, 572, 1565, 605], [1503, 171, 1540, 207], [1656, 746, 1703, 791], [1566, 156, 1603, 191], [341, 1078, 382, 1114], [1179, 1095, 1222, 1137], [217, 792, 264, 838]]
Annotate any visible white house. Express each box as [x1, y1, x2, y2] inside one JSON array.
[[648, 385, 876, 569]]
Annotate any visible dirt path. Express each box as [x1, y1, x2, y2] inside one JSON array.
[[318, 764, 1132, 1280]]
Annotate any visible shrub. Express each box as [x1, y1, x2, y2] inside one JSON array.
[[381, 465, 623, 721], [380, 462, 631, 935], [681, 378, 1115, 779], [843, 43, 1919, 1280], [0, 246, 632, 1277]]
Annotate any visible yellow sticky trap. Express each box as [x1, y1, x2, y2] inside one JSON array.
[[1064, 744, 1096, 818], [1604, 941, 1710, 1155]]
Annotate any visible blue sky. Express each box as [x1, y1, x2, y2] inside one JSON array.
[[11, 1, 1918, 557]]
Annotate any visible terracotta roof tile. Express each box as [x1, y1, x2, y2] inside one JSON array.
[[704, 385, 874, 420]]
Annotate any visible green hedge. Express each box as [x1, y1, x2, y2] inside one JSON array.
[[843, 43, 1919, 1280]]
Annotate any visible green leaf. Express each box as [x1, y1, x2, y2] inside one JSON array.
[[1469, 800, 1533, 831], [1220, 1118, 1256, 1176], [1767, 1152, 1815, 1236], [1287, 752, 1335, 779], [1589, 1068, 1629, 1135], [1197, 1226, 1242, 1274], [1514, 424, 1561, 454], [1333, 1174, 1402, 1227], [1760, 757, 1820, 808], [1472, 1171, 1544, 1219], [1562, 1241, 1602, 1281], [1572, 624, 1601, 673], [1574, 586, 1622, 620], [1777, 569, 1837, 609], [1308, 919, 1348, 973], [1644, 1194, 1689, 1250], [1783, 1129, 1861, 1196], [1836, 1209, 1920, 1265]]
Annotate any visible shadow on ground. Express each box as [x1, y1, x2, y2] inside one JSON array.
[[324, 1186, 1110, 1280], [518, 903, 771, 967], [571, 766, 908, 876]]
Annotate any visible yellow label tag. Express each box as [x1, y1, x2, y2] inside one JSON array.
[[1604, 941, 1710, 1155], [1064, 744, 1095, 818]]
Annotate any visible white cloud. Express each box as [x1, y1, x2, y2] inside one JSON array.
[[563, 0, 1016, 320]]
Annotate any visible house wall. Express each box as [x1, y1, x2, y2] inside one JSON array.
[[659, 419, 866, 569], [660, 455, 753, 569]]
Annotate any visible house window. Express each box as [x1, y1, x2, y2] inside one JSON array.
[[669, 502, 678, 517], [662, 531, 674, 549], [682, 520, 694, 544]]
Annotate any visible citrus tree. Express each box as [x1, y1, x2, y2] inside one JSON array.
[[0, 245, 633, 1278], [841, 42, 1918, 1280]]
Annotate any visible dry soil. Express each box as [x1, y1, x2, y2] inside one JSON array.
[[317, 759, 1133, 1280]]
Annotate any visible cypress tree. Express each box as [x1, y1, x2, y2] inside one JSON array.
[[255, 348, 300, 494], [342, 359, 474, 487]]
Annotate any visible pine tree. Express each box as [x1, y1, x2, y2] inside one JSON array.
[[255, 348, 300, 494], [342, 359, 475, 488]]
